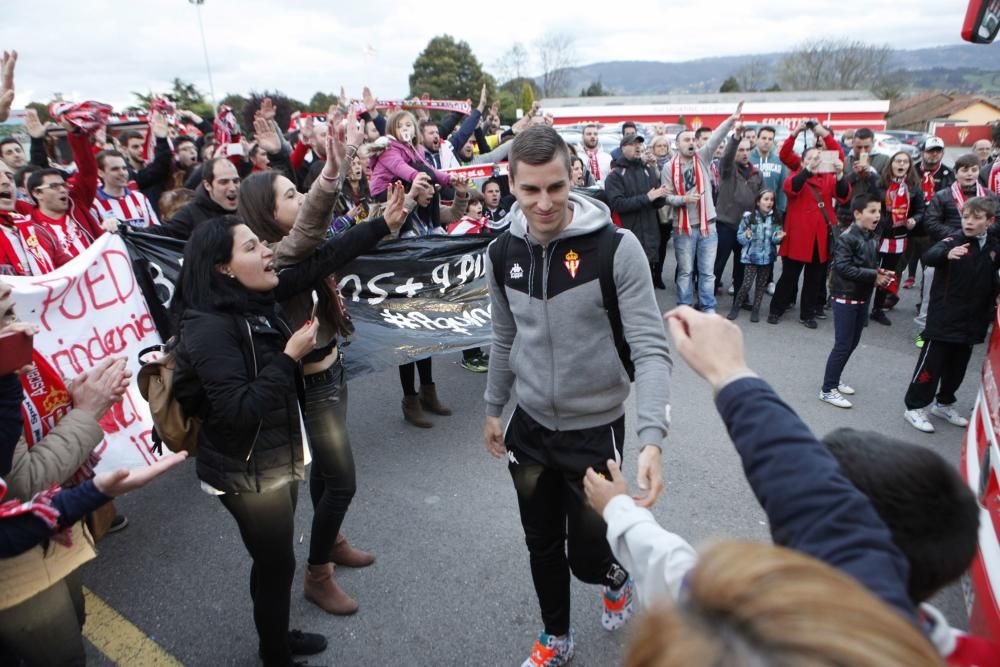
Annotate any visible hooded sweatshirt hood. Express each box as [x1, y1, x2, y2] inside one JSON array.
[[506, 191, 613, 245]]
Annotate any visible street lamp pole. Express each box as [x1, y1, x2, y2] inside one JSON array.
[[189, 0, 217, 109]]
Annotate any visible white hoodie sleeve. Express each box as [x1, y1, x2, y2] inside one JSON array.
[[603, 494, 699, 609]]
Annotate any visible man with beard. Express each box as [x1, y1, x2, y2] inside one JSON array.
[[150, 158, 240, 239], [663, 104, 742, 313], [605, 133, 668, 280], [715, 128, 763, 298], [580, 124, 613, 186], [90, 151, 159, 230], [750, 126, 788, 296]]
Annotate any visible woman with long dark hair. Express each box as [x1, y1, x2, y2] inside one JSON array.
[[238, 122, 407, 616], [871, 151, 925, 326], [172, 193, 404, 666]]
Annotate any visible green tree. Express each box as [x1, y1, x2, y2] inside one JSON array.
[[132, 77, 213, 117], [308, 92, 340, 113], [580, 80, 608, 97], [409, 35, 495, 102], [25, 101, 52, 123], [242, 91, 305, 135], [520, 82, 535, 115], [719, 76, 741, 93]]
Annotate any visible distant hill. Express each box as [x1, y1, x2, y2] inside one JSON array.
[[538, 42, 1000, 96]]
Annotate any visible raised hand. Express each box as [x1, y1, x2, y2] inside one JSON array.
[[258, 97, 276, 121], [363, 86, 377, 114], [253, 115, 280, 154], [0, 49, 16, 123], [478, 83, 487, 112], [318, 131, 340, 186], [24, 108, 46, 139], [345, 105, 365, 147], [150, 110, 169, 139], [69, 358, 132, 420], [383, 181, 408, 233]]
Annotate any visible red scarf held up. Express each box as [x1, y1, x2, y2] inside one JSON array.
[[586, 150, 602, 181], [887, 178, 910, 228], [49, 101, 112, 134], [990, 163, 1000, 196], [671, 157, 708, 235], [214, 105, 241, 147]]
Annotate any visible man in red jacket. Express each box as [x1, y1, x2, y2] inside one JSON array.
[[25, 121, 102, 258], [768, 122, 850, 328]]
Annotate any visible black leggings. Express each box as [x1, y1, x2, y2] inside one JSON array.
[[506, 407, 628, 636], [399, 358, 433, 395], [733, 264, 771, 310], [220, 482, 298, 667], [304, 358, 356, 565]]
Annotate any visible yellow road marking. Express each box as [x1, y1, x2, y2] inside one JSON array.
[[82, 587, 184, 666]]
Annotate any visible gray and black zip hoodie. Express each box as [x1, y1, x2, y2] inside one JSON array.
[[485, 193, 672, 446]]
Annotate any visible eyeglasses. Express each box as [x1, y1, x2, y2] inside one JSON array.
[[34, 182, 68, 193]]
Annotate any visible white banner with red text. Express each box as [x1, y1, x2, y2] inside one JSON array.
[[5, 234, 163, 471]]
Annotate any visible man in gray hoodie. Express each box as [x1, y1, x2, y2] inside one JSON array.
[[483, 126, 672, 667]]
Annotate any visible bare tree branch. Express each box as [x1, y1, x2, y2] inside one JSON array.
[[536, 32, 576, 97]]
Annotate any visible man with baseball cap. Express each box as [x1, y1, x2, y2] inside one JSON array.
[[904, 136, 955, 305], [605, 132, 670, 279]]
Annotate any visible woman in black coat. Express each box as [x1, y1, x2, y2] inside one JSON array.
[[172, 211, 393, 667]]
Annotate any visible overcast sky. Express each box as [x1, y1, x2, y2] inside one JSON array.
[[7, 0, 971, 110]]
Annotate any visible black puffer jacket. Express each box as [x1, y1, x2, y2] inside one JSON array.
[[923, 234, 1000, 345], [830, 223, 879, 301], [179, 305, 302, 494], [174, 220, 390, 493], [925, 187, 1000, 242], [604, 156, 665, 262]]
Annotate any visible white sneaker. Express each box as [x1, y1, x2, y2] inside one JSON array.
[[837, 383, 856, 395], [930, 402, 970, 427], [727, 285, 735, 295], [820, 389, 853, 408], [904, 408, 935, 433], [767, 282, 775, 296]]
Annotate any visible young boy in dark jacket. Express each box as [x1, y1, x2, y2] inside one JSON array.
[[905, 196, 1000, 433], [819, 193, 894, 409]]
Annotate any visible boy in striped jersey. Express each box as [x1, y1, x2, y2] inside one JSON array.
[[90, 151, 159, 230]]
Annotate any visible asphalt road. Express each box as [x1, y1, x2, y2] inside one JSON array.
[[81, 249, 975, 666]]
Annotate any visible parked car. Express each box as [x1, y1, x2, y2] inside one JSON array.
[[872, 132, 910, 158], [880, 130, 928, 159]]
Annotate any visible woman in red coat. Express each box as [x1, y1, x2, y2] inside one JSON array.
[[768, 125, 851, 328]]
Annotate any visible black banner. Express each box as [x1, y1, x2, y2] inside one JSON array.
[[122, 230, 493, 379]]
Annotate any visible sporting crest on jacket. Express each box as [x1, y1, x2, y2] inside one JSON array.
[[564, 249, 580, 279], [509, 262, 524, 280]]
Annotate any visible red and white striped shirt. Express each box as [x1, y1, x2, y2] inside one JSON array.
[[90, 187, 159, 229]]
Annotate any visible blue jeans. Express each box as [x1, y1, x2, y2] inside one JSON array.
[[674, 223, 718, 311], [822, 300, 868, 392]]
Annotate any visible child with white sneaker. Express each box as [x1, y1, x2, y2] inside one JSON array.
[[819, 193, 894, 409], [904, 196, 1000, 433]]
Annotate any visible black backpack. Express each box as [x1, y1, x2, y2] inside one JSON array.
[[489, 224, 635, 381]]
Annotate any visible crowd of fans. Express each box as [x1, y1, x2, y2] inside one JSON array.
[[1, 43, 1000, 666]]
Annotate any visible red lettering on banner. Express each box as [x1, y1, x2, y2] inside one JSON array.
[[35, 250, 138, 330], [50, 313, 157, 377]]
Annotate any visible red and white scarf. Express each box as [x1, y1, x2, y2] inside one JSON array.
[[921, 165, 940, 204], [989, 162, 1000, 196], [671, 157, 708, 235], [952, 181, 987, 213], [361, 98, 472, 116], [0, 478, 64, 542], [141, 98, 177, 164], [20, 352, 101, 489], [880, 179, 910, 254], [586, 150, 602, 181], [49, 101, 112, 134], [213, 104, 241, 147], [0, 213, 57, 275]]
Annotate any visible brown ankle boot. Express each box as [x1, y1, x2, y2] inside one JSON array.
[[331, 533, 375, 568], [419, 383, 452, 416], [304, 563, 358, 615], [402, 395, 432, 428]]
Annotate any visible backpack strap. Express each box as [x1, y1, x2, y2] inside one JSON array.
[[597, 224, 635, 381], [488, 230, 513, 304]]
